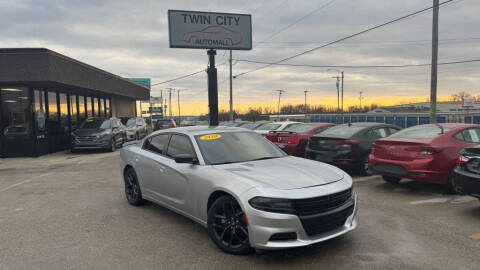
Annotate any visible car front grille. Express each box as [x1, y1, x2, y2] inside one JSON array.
[[76, 135, 97, 142], [292, 188, 355, 236], [467, 159, 480, 174]]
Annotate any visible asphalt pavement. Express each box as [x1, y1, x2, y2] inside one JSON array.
[[0, 151, 479, 270]]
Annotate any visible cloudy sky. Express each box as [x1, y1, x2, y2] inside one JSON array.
[[1, 0, 478, 115]]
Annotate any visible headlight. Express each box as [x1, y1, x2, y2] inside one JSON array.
[[249, 197, 295, 214], [97, 130, 112, 137]]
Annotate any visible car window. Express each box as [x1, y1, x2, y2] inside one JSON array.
[[318, 125, 364, 138], [143, 134, 170, 155], [388, 128, 400, 135], [390, 126, 452, 139], [195, 132, 285, 165], [166, 134, 196, 158], [458, 128, 480, 143], [367, 128, 389, 140]]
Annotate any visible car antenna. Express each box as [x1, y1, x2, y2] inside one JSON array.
[[434, 123, 444, 134]]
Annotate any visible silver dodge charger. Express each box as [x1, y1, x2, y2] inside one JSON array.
[[120, 126, 357, 254]]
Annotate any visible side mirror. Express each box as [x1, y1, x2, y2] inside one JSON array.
[[173, 154, 197, 164]]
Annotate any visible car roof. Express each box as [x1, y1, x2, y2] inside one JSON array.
[[153, 125, 248, 136], [337, 122, 393, 128]]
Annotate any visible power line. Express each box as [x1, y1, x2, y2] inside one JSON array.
[[233, 0, 457, 78], [255, 0, 339, 44], [233, 58, 480, 69], [152, 62, 227, 87]]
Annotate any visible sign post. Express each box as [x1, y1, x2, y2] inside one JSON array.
[[168, 10, 252, 125], [462, 98, 475, 123]]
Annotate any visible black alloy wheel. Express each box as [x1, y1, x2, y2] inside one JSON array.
[[124, 168, 144, 206], [207, 196, 251, 254]]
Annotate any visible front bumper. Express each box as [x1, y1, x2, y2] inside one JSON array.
[[241, 180, 357, 250], [71, 139, 110, 149], [454, 167, 480, 198]]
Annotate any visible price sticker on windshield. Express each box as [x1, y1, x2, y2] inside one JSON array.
[[200, 134, 222, 140]]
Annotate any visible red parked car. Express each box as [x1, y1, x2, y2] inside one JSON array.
[[369, 123, 480, 192], [266, 123, 334, 157]]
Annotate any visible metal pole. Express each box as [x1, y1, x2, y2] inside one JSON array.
[[229, 50, 233, 122], [177, 89, 180, 126], [207, 49, 219, 126], [359, 91, 363, 111], [276, 90, 284, 121], [304, 90, 308, 122], [169, 88, 172, 118], [341, 71, 344, 123], [430, 0, 439, 124]]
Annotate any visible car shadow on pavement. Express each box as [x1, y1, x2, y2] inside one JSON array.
[[375, 178, 453, 196]]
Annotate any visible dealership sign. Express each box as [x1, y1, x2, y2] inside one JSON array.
[[168, 10, 252, 50], [462, 98, 475, 108]]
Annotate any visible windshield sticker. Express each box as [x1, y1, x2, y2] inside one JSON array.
[[200, 134, 222, 140]]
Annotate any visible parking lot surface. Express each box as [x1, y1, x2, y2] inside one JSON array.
[[1, 151, 479, 270]]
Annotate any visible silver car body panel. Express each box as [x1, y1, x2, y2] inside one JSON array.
[[120, 126, 356, 249]]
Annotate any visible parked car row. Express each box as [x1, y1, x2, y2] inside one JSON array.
[[256, 121, 480, 196], [71, 116, 149, 152]]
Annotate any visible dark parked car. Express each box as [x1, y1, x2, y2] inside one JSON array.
[[266, 123, 335, 157], [125, 117, 148, 141], [369, 124, 480, 192], [154, 119, 176, 131], [305, 122, 401, 174], [71, 117, 126, 152], [454, 145, 480, 199]]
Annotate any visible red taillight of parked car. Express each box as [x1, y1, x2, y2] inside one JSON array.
[[334, 140, 358, 148], [405, 146, 440, 156], [287, 136, 299, 145], [456, 155, 470, 165]]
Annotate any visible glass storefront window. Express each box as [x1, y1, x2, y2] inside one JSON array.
[[34, 89, 46, 133], [59, 93, 68, 132], [93, 98, 102, 117], [1, 87, 31, 136], [86, 96, 93, 117], [48, 91, 58, 121], [106, 98, 111, 117], [78, 95, 85, 122], [99, 98, 105, 117], [70, 94, 78, 126]]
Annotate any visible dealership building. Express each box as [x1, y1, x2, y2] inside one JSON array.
[[0, 48, 149, 157]]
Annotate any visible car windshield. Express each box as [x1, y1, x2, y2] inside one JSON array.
[[255, 123, 281, 131], [318, 125, 364, 138], [79, 119, 111, 129], [283, 124, 318, 133], [390, 126, 452, 139], [126, 118, 136, 127], [195, 132, 286, 165], [239, 123, 256, 129]]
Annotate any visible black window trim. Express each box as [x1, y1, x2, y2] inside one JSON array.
[[142, 132, 172, 157]]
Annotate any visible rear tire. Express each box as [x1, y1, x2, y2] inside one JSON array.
[[382, 175, 401, 184], [358, 155, 373, 176], [207, 196, 252, 255], [109, 139, 116, 152], [446, 171, 458, 194], [124, 168, 145, 206]]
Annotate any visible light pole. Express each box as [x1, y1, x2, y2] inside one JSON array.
[[177, 89, 181, 125], [304, 90, 309, 122], [275, 90, 284, 121], [328, 69, 344, 123], [430, 0, 439, 124], [359, 91, 363, 112], [229, 50, 234, 121]]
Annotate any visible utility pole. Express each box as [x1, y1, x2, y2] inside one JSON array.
[[332, 76, 340, 123], [177, 89, 181, 125], [341, 71, 344, 122], [359, 91, 363, 112], [304, 90, 309, 122], [430, 0, 439, 124], [276, 90, 284, 121], [166, 88, 174, 119], [229, 50, 234, 122]]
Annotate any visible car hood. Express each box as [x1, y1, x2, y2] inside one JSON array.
[[73, 129, 103, 136], [217, 156, 344, 190]]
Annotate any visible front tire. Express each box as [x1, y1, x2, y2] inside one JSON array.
[[124, 168, 145, 206], [358, 155, 373, 176], [207, 196, 251, 255]]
